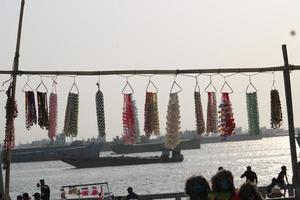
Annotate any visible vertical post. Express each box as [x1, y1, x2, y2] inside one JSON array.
[[4, 1, 25, 200], [282, 44, 299, 198]]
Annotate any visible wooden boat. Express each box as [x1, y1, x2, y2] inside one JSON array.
[[61, 152, 184, 168]]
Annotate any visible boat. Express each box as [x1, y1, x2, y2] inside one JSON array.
[[61, 151, 184, 168], [110, 138, 200, 154], [4, 141, 102, 163], [60, 181, 113, 200]]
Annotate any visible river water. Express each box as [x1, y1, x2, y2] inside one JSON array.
[[8, 136, 297, 199]]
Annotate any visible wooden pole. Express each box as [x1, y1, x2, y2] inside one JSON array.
[[4, 1, 25, 200], [282, 44, 299, 198]]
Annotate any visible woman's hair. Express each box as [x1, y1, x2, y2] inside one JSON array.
[[211, 170, 235, 195], [239, 182, 265, 200], [185, 175, 211, 200]]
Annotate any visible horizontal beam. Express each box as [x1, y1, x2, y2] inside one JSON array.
[[0, 65, 300, 76]]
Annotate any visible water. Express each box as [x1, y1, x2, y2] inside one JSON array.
[[9, 136, 296, 199]]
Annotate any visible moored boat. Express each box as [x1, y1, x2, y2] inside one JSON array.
[[4, 142, 102, 163], [61, 152, 184, 168]]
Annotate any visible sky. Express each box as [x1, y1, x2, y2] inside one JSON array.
[[1, 0, 300, 144]]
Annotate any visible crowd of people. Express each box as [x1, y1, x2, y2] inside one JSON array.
[[184, 165, 290, 200], [16, 179, 50, 200]]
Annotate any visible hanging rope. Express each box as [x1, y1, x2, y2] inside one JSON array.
[[218, 93, 236, 137], [25, 91, 37, 129], [270, 89, 282, 129], [246, 92, 260, 135], [63, 92, 79, 137], [165, 93, 181, 150], [206, 92, 218, 133]]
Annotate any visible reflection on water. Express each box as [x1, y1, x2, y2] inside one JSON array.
[[10, 136, 295, 199]]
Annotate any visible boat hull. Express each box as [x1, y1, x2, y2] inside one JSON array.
[[4, 143, 102, 163], [110, 139, 200, 154], [62, 156, 183, 168]]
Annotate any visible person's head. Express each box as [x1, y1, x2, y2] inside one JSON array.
[[239, 182, 264, 200], [281, 166, 287, 171], [22, 193, 29, 200], [185, 175, 211, 200], [32, 193, 40, 200], [211, 170, 235, 195], [127, 187, 133, 194], [247, 166, 251, 171], [17, 195, 22, 200], [218, 167, 223, 171], [39, 179, 45, 186]]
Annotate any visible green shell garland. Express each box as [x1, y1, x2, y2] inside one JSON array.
[[246, 92, 260, 135]]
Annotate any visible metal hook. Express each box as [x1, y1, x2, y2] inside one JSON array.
[[2, 76, 13, 87], [194, 77, 201, 92], [51, 76, 58, 94], [36, 76, 48, 93], [122, 78, 134, 94], [246, 76, 257, 93], [22, 75, 33, 92], [69, 76, 79, 94], [271, 71, 276, 90], [220, 76, 233, 94], [146, 77, 158, 93], [170, 76, 182, 94], [96, 75, 100, 91], [204, 75, 217, 93]]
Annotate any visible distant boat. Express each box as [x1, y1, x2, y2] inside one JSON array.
[[61, 153, 184, 169], [110, 139, 200, 154], [4, 142, 102, 163]]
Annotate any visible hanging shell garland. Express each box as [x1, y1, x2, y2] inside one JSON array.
[[206, 92, 218, 133], [144, 92, 160, 137], [132, 97, 140, 142], [218, 93, 235, 137], [96, 90, 105, 137], [37, 91, 49, 130], [270, 89, 282, 129], [25, 91, 37, 130], [63, 92, 79, 137], [246, 92, 260, 135], [122, 94, 136, 144], [194, 91, 205, 135], [48, 92, 57, 140], [165, 93, 181, 150], [4, 84, 18, 150]]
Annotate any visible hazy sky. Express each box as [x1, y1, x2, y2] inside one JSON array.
[[1, 0, 300, 144]]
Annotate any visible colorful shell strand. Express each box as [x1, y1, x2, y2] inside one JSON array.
[[194, 91, 205, 135], [144, 92, 160, 137], [96, 90, 105, 137], [218, 93, 235, 137], [206, 92, 218, 133], [48, 92, 57, 140], [246, 92, 260, 135], [63, 92, 79, 137], [37, 91, 49, 130], [122, 94, 136, 144], [270, 89, 282, 129], [165, 93, 181, 150], [25, 91, 37, 130]]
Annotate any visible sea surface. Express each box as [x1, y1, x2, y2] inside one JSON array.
[[8, 136, 298, 199]]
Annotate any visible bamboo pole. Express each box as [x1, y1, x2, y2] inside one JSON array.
[[282, 44, 299, 198], [4, 1, 25, 200], [0, 65, 299, 76]]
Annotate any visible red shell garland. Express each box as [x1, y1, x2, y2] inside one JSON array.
[[218, 93, 235, 137], [122, 94, 136, 144]]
